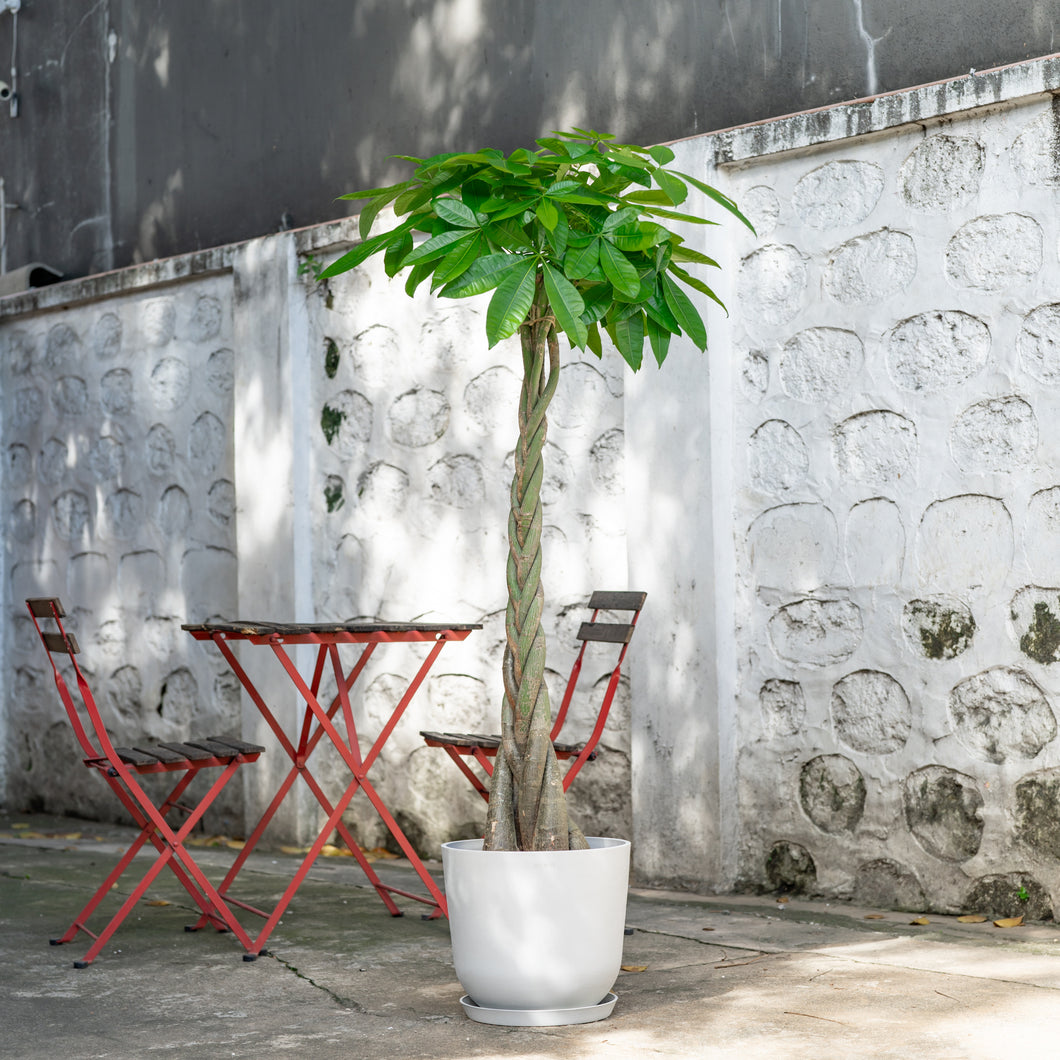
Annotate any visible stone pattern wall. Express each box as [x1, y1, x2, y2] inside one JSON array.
[[727, 95, 1060, 917], [2, 279, 243, 829], [294, 255, 633, 853], [0, 245, 635, 853]]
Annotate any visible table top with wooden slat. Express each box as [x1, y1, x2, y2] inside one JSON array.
[[182, 619, 481, 645]]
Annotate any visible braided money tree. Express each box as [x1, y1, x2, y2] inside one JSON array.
[[321, 129, 750, 852]]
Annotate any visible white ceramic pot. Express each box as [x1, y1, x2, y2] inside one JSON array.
[[441, 836, 631, 1025]]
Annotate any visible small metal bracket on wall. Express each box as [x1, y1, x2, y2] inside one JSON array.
[[2, 0, 21, 118]]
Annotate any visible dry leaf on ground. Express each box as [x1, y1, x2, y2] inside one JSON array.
[[957, 914, 988, 923], [864, 914, 885, 920], [145, 900, 172, 907], [909, 917, 930, 925], [321, 843, 354, 857], [620, 965, 648, 973], [993, 916, 1024, 928], [362, 846, 399, 861]]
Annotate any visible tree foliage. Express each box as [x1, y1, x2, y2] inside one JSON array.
[[321, 129, 751, 852], [320, 129, 750, 369]]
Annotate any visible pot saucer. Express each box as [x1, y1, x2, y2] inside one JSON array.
[[459, 991, 617, 1026]]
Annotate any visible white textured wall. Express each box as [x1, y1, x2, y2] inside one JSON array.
[[709, 70, 1060, 917], [0, 229, 635, 853], [1, 271, 243, 828]]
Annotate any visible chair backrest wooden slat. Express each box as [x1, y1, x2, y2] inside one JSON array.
[[586, 590, 646, 612], [576, 621, 634, 644], [42, 630, 79, 654], [27, 596, 65, 618]]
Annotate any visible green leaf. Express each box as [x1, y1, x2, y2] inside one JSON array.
[[623, 189, 684, 207], [442, 252, 523, 297], [486, 218, 534, 251], [645, 313, 673, 366], [486, 259, 537, 345], [432, 233, 484, 286], [545, 181, 614, 205], [535, 198, 559, 231], [607, 310, 645, 371], [662, 274, 707, 350], [579, 283, 612, 325], [607, 223, 668, 253], [602, 207, 642, 232], [544, 208, 569, 258], [383, 230, 413, 277], [647, 145, 676, 165], [564, 238, 600, 280], [393, 183, 434, 215], [543, 263, 588, 349], [673, 169, 756, 232], [644, 288, 680, 333], [670, 262, 727, 311], [586, 321, 603, 358], [670, 243, 721, 268], [599, 240, 642, 297], [433, 198, 485, 228], [403, 228, 477, 266], [404, 260, 435, 297], [654, 170, 688, 206], [319, 217, 416, 278], [338, 179, 411, 202], [637, 205, 716, 225], [358, 184, 405, 240]]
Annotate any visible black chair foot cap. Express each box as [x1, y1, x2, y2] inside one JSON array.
[[624, 927, 634, 935], [73, 960, 90, 969], [390, 911, 404, 918], [49, 938, 63, 946]]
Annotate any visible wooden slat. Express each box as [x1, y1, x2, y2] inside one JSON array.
[[420, 730, 501, 749], [42, 630, 80, 654], [182, 619, 482, 636], [132, 744, 186, 764], [157, 741, 217, 761], [577, 621, 634, 644], [587, 590, 646, 612], [26, 597, 65, 617], [186, 738, 252, 758], [207, 735, 266, 755], [112, 746, 164, 767], [553, 740, 598, 759]]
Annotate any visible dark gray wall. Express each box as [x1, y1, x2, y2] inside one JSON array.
[[1, 0, 1057, 280]]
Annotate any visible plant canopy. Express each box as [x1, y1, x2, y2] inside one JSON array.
[[321, 128, 751, 852]]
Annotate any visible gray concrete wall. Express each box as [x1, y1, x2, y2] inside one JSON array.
[[3, 1, 1060, 280]]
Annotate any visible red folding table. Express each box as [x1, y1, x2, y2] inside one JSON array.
[[182, 618, 480, 958]]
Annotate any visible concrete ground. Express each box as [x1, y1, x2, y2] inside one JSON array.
[[3, 811, 1060, 1059]]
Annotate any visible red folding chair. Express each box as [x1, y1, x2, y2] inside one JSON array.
[[26, 597, 265, 967], [421, 590, 646, 799]]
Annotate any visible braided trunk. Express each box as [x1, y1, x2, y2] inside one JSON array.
[[484, 276, 588, 852]]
